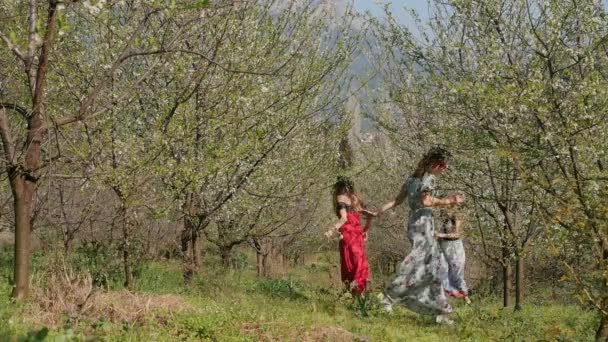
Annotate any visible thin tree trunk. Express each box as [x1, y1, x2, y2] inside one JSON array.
[[192, 230, 201, 270], [12, 177, 32, 300], [5, 0, 58, 301], [120, 205, 133, 290], [503, 263, 512, 307], [252, 238, 264, 277], [181, 216, 195, 284], [182, 219, 201, 270], [503, 247, 512, 307], [597, 314, 608, 342], [256, 251, 262, 276], [181, 192, 202, 283], [262, 252, 270, 277], [262, 238, 271, 277], [514, 253, 524, 311]]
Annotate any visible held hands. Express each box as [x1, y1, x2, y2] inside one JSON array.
[[361, 209, 378, 218]]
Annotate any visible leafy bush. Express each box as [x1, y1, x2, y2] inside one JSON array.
[[69, 242, 124, 289], [231, 250, 250, 270], [0, 247, 45, 286]]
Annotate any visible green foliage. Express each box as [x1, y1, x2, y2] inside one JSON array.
[[18, 328, 49, 342], [0, 248, 46, 286], [69, 242, 123, 289], [250, 278, 310, 301], [230, 250, 249, 271], [0, 248, 13, 283], [0, 282, 18, 340], [135, 262, 186, 294], [192, 0, 210, 9], [174, 315, 226, 341]]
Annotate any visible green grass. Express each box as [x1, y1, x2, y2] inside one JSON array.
[[0, 254, 599, 341]]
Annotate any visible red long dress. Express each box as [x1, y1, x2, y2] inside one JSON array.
[[337, 205, 370, 294]]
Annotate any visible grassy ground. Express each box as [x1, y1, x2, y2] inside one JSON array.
[[0, 253, 599, 341]]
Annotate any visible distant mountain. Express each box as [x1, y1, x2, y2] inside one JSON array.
[[274, 0, 384, 136]]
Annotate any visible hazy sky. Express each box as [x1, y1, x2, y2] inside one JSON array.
[[353, 0, 430, 23]]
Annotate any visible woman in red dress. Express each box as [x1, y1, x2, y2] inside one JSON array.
[[326, 177, 375, 294]]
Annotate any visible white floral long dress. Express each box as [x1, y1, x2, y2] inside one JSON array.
[[437, 214, 469, 297], [383, 174, 452, 315]]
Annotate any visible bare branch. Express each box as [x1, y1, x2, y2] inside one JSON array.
[[0, 102, 30, 120], [0, 31, 27, 62]]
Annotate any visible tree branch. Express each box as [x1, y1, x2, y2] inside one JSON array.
[[0, 102, 30, 120], [0, 31, 27, 63]]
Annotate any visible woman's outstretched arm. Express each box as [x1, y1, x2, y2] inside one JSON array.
[[421, 192, 464, 208], [379, 186, 407, 213]]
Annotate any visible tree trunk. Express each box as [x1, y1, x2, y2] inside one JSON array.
[[256, 250, 262, 276], [502, 248, 512, 307], [262, 252, 270, 277], [514, 253, 524, 311], [262, 238, 272, 277], [120, 205, 133, 290], [503, 264, 512, 307], [192, 230, 202, 270], [11, 177, 33, 300], [219, 245, 233, 268], [597, 314, 608, 342], [252, 238, 264, 277], [58, 185, 77, 256], [181, 215, 201, 284], [181, 221, 191, 275], [3, 0, 58, 301]]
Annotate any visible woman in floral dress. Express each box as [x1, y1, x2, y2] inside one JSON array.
[[378, 147, 464, 325]]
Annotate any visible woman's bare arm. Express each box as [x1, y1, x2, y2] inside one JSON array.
[[380, 187, 407, 213], [421, 192, 464, 208], [333, 209, 348, 230], [435, 231, 460, 239], [325, 207, 348, 239], [325, 195, 350, 239]]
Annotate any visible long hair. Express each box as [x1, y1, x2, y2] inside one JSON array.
[[333, 176, 364, 215], [411, 146, 452, 179]]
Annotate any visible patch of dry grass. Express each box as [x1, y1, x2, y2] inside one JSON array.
[[25, 269, 193, 329]]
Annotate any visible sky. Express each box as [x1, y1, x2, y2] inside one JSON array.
[[353, 0, 430, 23]]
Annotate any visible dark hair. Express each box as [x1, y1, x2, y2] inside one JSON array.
[[332, 176, 364, 216], [411, 146, 452, 178], [334, 175, 354, 195]]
